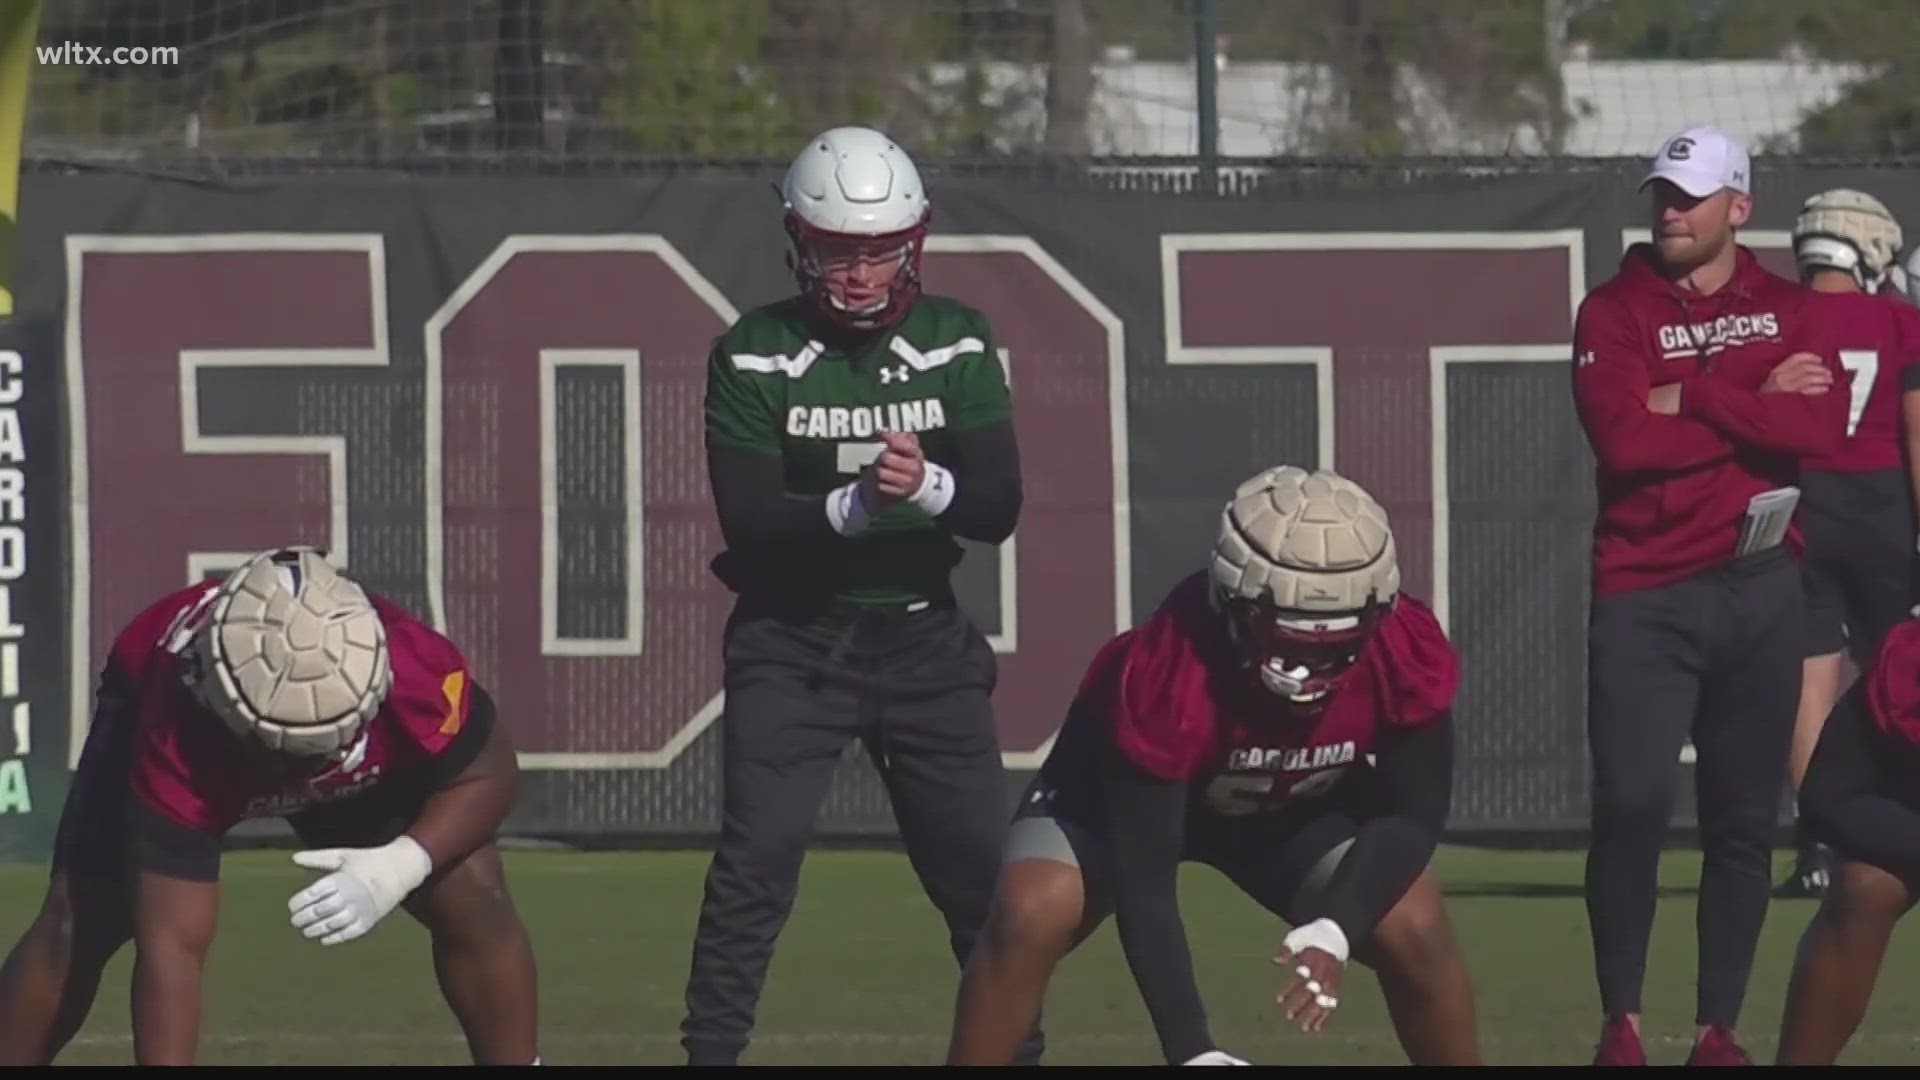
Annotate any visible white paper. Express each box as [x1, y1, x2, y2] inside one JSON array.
[[1736, 486, 1800, 557]]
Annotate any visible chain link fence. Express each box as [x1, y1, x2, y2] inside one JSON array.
[[21, 0, 1920, 175]]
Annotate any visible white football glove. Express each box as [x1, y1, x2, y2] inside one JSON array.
[[1182, 1050, 1251, 1065], [287, 835, 433, 946]]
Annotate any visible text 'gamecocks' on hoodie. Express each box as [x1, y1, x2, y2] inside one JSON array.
[[1572, 242, 1847, 598]]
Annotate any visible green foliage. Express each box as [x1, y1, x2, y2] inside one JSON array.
[[1569, 0, 1918, 157], [1256, 0, 1573, 155], [1792, 69, 1920, 156], [582, 0, 796, 156], [1567, 0, 1907, 60], [1758, 0, 1918, 157], [1569, 0, 1759, 59], [30, 0, 495, 154], [23, 0, 1920, 161]]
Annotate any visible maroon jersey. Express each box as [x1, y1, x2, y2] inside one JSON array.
[[104, 581, 477, 836], [1801, 291, 1920, 473], [1866, 618, 1920, 750], [1572, 243, 1846, 597], [1068, 571, 1457, 813]]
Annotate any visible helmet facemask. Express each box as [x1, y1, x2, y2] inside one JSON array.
[[1217, 593, 1390, 707], [784, 210, 929, 332]]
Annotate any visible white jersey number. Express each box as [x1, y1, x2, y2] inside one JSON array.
[[1839, 349, 1880, 439]]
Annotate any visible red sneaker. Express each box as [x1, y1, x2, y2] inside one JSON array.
[[1685, 1026, 1753, 1066], [1592, 1016, 1646, 1066]]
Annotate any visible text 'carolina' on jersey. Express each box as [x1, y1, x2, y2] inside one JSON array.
[[704, 294, 1013, 609], [1040, 571, 1459, 818]]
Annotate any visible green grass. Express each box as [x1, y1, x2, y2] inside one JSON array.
[[3, 845, 1917, 1065]]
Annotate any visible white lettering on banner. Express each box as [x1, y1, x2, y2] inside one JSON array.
[[67, 233, 1127, 774], [1159, 231, 1584, 632], [0, 349, 28, 812], [0, 760, 27, 814]]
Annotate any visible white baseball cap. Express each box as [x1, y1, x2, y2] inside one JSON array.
[[1641, 125, 1751, 197]]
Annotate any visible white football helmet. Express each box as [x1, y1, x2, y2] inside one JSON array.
[[1793, 189, 1904, 293], [184, 547, 393, 758], [780, 126, 931, 330], [1210, 466, 1400, 707]]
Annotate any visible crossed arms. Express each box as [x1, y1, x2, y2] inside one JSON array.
[[1571, 294, 1845, 476]]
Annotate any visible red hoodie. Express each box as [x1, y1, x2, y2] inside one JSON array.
[[1572, 243, 1846, 598]]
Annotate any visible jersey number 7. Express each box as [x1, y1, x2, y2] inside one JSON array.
[[1839, 349, 1879, 439]]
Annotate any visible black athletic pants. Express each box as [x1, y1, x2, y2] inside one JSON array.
[[1799, 468, 1917, 663], [1583, 547, 1803, 1028], [679, 597, 1040, 1065]]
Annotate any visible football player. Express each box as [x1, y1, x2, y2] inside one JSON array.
[[1783, 189, 1920, 898], [944, 467, 1481, 1067], [0, 548, 540, 1066], [685, 126, 1032, 1065], [1776, 617, 1920, 1064]]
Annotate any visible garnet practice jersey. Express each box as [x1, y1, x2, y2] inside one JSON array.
[[1801, 291, 1920, 473], [704, 295, 1012, 608], [104, 581, 479, 836], [1863, 618, 1920, 757], [1040, 572, 1459, 821]]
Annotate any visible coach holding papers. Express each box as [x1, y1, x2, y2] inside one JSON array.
[[1569, 125, 1847, 1067]]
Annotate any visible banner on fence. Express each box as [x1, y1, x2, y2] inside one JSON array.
[[5, 161, 1900, 852]]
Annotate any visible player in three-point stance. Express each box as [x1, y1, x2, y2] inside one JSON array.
[[1780, 188, 1920, 898], [1777, 617, 1920, 1064], [945, 466, 1482, 1066], [0, 547, 541, 1066]]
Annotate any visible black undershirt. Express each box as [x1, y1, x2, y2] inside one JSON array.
[[705, 419, 1022, 603], [1099, 712, 1456, 1064]]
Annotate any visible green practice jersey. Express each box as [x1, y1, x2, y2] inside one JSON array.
[[705, 294, 1013, 608]]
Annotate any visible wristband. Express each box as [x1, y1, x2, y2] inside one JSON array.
[[907, 461, 956, 517], [825, 479, 875, 537]]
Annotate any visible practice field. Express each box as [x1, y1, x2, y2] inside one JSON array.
[[3, 845, 1917, 1065]]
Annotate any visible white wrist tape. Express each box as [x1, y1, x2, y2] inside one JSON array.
[[907, 461, 956, 517], [825, 479, 875, 537], [1282, 918, 1350, 964]]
